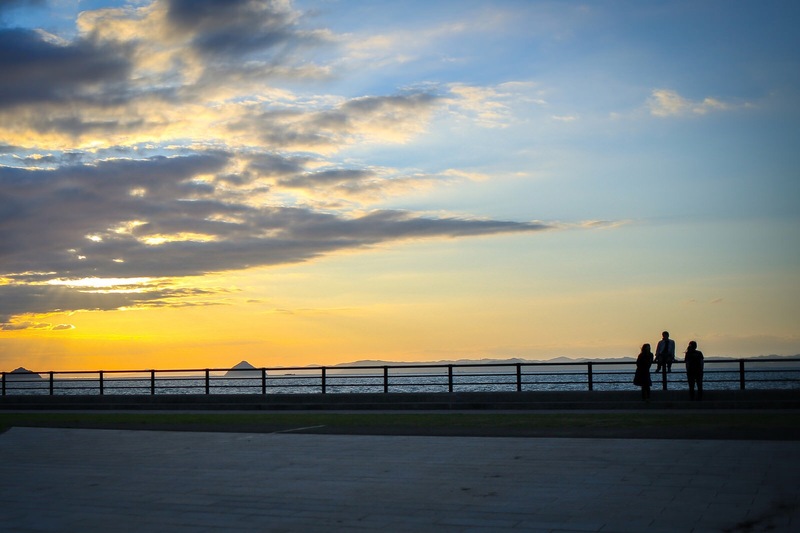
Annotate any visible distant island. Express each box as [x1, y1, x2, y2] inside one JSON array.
[[224, 360, 265, 377], [5, 367, 44, 380], [294, 354, 800, 375]]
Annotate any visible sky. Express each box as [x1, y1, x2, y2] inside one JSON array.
[[1, 0, 798, 372]]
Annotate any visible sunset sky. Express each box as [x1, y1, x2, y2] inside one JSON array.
[[1, 0, 798, 371]]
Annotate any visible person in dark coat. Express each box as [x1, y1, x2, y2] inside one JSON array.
[[633, 343, 654, 400], [684, 340, 705, 400], [654, 331, 675, 373]]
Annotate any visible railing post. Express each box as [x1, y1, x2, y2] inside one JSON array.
[[321, 367, 327, 394], [262, 368, 267, 395], [587, 362, 593, 391], [49, 371, 54, 395], [739, 359, 746, 390], [383, 365, 389, 393], [661, 365, 668, 391], [205, 369, 210, 395], [99, 371, 104, 395], [448, 365, 454, 393], [516, 363, 522, 392], [150, 370, 156, 395]]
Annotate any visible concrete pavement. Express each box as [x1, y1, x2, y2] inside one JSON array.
[[0, 427, 798, 532]]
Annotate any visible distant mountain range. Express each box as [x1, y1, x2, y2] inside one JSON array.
[[312, 354, 800, 368], [313, 356, 635, 368]]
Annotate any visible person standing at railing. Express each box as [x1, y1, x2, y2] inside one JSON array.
[[684, 341, 704, 400], [654, 331, 675, 373], [633, 343, 654, 401]]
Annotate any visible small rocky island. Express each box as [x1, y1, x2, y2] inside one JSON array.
[[224, 361, 264, 377], [5, 367, 44, 380]]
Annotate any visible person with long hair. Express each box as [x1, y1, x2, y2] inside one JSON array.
[[633, 343, 654, 400]]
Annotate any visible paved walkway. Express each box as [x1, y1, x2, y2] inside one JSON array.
[[0, 428, 797, 532]]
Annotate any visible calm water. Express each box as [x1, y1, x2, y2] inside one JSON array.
[[4, 366, 799, 395]]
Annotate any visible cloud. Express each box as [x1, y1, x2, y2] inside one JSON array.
[[0, 1, 562, 327], [0, 27, 132, 109], [577, 220, 629, 230], [0, 151, 552, 323], [0, 0, 332, 150], [278, 168, 375, 189], [0, 320, 51, 331], [273, 166, 450, 202], [164, 0, 318, 59], [0, 153, 231, 276], [0, 280, 230, 324], [445, 82, 546, 128], [232, 92, 442, 152], [647, 89, 739, 117]]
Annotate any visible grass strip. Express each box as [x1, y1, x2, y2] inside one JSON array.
[[2, 411, 799, 435]]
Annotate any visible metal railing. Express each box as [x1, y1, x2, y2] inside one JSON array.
[[2, 358, 799, 396]]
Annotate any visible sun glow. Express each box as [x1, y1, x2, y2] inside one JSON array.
[[141, 233, 219, 245]]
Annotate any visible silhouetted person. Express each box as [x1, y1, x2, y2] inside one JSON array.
[[654, 331, 675, 373], [633, 343, 654, 400], [684, 340, 704, 400]]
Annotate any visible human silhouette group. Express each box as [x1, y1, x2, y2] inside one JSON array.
[[633, 331, 704, 401]]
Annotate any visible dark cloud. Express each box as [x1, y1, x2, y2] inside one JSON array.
[[234, 108, 333, 149], [166, 0, 315, 59], [342, 94, 440, 115], [247, 153, 308, 178], [0, 282, 227, 324], [0, 28, 132, 108], [0, 320, 53, 331], [278, 169, 375, 189], [20, 154, 57, 165], [0, 1, 331, 141], [1, 151, 549, 323], [0, 153, 231, 276]]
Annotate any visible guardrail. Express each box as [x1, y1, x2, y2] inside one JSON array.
[[3, 358, 799, 396]]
